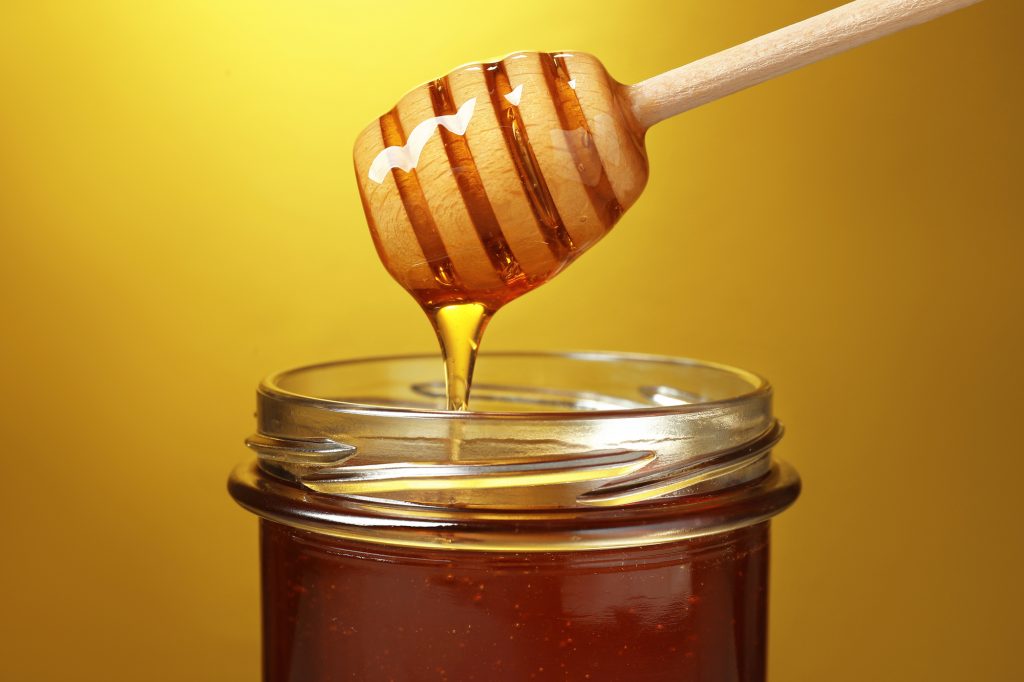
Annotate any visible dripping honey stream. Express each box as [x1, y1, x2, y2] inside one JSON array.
[[430, 302, 491, 411]]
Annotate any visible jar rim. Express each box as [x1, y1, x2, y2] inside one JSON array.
[[242, 350, 783, 514], [260, 350, 771, 420]]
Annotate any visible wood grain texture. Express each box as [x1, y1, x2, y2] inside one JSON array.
[[628, 0, 985, 129], [354, 123, 437, 293], [354, 52, 647, 310]]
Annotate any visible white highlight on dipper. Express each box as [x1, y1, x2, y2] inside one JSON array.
[[568, 78, 577, 90], [368, 98, 477, 184], [504, 84, 524, 106]]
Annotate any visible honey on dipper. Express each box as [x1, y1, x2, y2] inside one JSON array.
[[355, 52, 648, 410]]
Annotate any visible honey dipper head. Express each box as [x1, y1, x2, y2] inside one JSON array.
[[354, 51, 649, 312]]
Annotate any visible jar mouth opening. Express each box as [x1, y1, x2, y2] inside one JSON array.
[[260, 350, 770, 421]]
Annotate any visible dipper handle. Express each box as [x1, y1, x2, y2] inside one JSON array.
[[628, 0, 984, 130]]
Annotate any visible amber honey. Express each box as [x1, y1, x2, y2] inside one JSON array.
[[261, 519, 770, 682]]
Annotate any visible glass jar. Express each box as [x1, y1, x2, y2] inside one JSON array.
[[228, 352, 800, 681]]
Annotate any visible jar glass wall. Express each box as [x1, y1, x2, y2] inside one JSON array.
[[229, 352, 800, 681]]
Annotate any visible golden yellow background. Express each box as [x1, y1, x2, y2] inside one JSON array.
[[1, 1, 1021, 679]]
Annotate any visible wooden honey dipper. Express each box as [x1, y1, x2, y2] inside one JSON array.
[[353, 0, 982, 409]]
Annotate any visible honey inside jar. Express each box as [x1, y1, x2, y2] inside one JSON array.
[[261, 520, 770, 681]]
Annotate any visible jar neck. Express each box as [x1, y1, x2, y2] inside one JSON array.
[[242, 352, 779, 511], [229, 459, 801, 552]]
